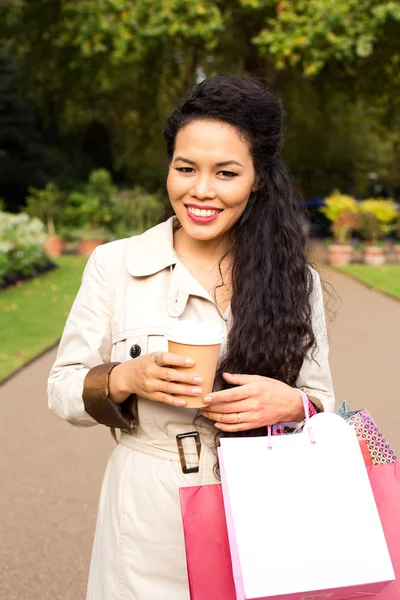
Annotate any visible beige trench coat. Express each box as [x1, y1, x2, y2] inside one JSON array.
[[48, 217, 335, 600]]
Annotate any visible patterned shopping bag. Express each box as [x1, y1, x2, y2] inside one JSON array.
[[337, 401, 398, 465]]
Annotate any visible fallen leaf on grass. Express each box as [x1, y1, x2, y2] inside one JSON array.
[[50, 284, 58, 291], [0, 354, 9, 360], [15, 350, 27, 357], [4, 304, 17, 312], [51, 296, 58, 302]]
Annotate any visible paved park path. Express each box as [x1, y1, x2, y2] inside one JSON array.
[[1, 266, 399, 599]]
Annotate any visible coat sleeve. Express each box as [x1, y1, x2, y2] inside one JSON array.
[[296, 268, 335, 413], [47, 246, 131, 428]]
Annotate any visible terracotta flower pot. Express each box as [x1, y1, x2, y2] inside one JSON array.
[[44, 235, 65, 257], [363, 246, 386, 266], [394, 244, 400, 264], [327, 244, 353, 267], [78, 239, 104, 257]]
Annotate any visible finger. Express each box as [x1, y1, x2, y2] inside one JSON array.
[[152, 391, 187, 407], [154, 352, 195, 368], [158, 366, 203, 386], [214, 421, 254, 433], [201, 410, 253, 425], [204, 385, 251, 404], [222, 372, 264, 385], [159, 380, 202, 398]]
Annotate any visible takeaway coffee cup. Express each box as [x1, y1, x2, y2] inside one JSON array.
[[165, 320, 225, 408]]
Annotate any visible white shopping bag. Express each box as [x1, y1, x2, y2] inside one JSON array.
[[218, 400, 395, 600]]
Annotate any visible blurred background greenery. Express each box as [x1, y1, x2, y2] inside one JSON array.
[[1, 0, 399, 212], [1, 0, 400, 380]]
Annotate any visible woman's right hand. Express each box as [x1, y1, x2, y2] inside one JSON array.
[[108, 352, 203, 407]]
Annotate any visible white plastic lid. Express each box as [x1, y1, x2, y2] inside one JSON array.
[[165, 320, 225, 345]]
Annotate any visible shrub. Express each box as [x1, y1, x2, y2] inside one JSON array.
[[358, 198, 398, 242], [0, 211, 51, 287], [109, 186, 165, 239], [65, 169, 118, 236], [25, 182, 66, 236], [320, 190, 359, 243]]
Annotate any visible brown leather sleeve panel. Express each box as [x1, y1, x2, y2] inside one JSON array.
[[83, 362, 136, 429]]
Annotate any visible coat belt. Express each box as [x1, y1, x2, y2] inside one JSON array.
[[119, 431, 219, 485]]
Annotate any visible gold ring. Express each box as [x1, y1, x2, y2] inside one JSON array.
[[237, 413, 241, 424], [154, 352, 163, 367]]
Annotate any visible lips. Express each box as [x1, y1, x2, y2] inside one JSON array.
[[185, 204, 223, 224]]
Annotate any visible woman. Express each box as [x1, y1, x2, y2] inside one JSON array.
[[48, 75, 334, 599]]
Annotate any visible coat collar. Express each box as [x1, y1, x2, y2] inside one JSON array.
[[126, 217, 178, 277]]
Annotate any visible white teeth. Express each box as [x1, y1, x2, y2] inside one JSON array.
[[187, 206, 220, 218]]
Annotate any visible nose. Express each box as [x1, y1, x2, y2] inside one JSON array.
[[190, 175, 216, 200]]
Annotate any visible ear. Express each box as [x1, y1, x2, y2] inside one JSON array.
[[252, 175, 262, 193]]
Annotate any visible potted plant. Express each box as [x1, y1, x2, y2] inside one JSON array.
[[320, 190, 359, 266], [25, 182, 66, 257], [66, 169, 117, 256], [358, 199, 398, 265]]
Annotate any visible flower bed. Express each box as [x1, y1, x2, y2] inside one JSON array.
[[0, 211, 55, 289]]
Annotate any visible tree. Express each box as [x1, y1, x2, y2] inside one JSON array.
[[0, 51, 45, 209], [1, 0, 399, 199]]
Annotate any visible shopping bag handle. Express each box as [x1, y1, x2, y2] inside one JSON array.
[[267, 389, 315, 449]]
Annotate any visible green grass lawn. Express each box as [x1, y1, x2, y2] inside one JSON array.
[[0, 256, 87, 382], [337, 265, 400, 300]]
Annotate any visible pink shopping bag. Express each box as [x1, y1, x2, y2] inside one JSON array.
[[368, 462, 400, 599], [180, 483, 236, 600], [219, 412, 395, 600]]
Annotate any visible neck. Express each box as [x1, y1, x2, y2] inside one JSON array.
[[174, 226, 232, 266]]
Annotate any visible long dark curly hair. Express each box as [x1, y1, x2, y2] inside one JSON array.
[[164, 75, 315, 438]]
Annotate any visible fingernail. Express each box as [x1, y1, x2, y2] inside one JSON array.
[[177, 399, 187, 406], [185, 358, 195, 366], [192, 388, 202, 395], [193, 376, 203, 384], [203, 395, 212, 403]]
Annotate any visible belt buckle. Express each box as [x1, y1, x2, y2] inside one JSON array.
[[176, 431, 201, 474]]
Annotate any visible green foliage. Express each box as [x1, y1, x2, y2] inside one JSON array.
[[254, 0, 400, 76], [66, 168, 118, 234], [25, 182, 65, 235], [0, 50, 45, 208], [110, 187, 165, 238], [320, 190, 359, 243], [321, 190, 358, 222], [2, 0, 400, 208], [358, 198, 399, 242], [0, 211, 49, 286], [359, 198, 398, 224]]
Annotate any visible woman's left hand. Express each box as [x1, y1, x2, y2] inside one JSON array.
[[200, 373, 305, 432]]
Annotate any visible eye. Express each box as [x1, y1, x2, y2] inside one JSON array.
[[219, 171, 238, 178], [175, 167, 195, 173]]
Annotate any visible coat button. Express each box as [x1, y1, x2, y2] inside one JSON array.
[[129, 344, 141, 359]]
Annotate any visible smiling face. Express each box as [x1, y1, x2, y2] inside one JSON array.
[[167, 119, 258, 244]]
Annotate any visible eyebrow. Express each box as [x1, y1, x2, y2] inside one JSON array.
[[173, 156, 244, 168]]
